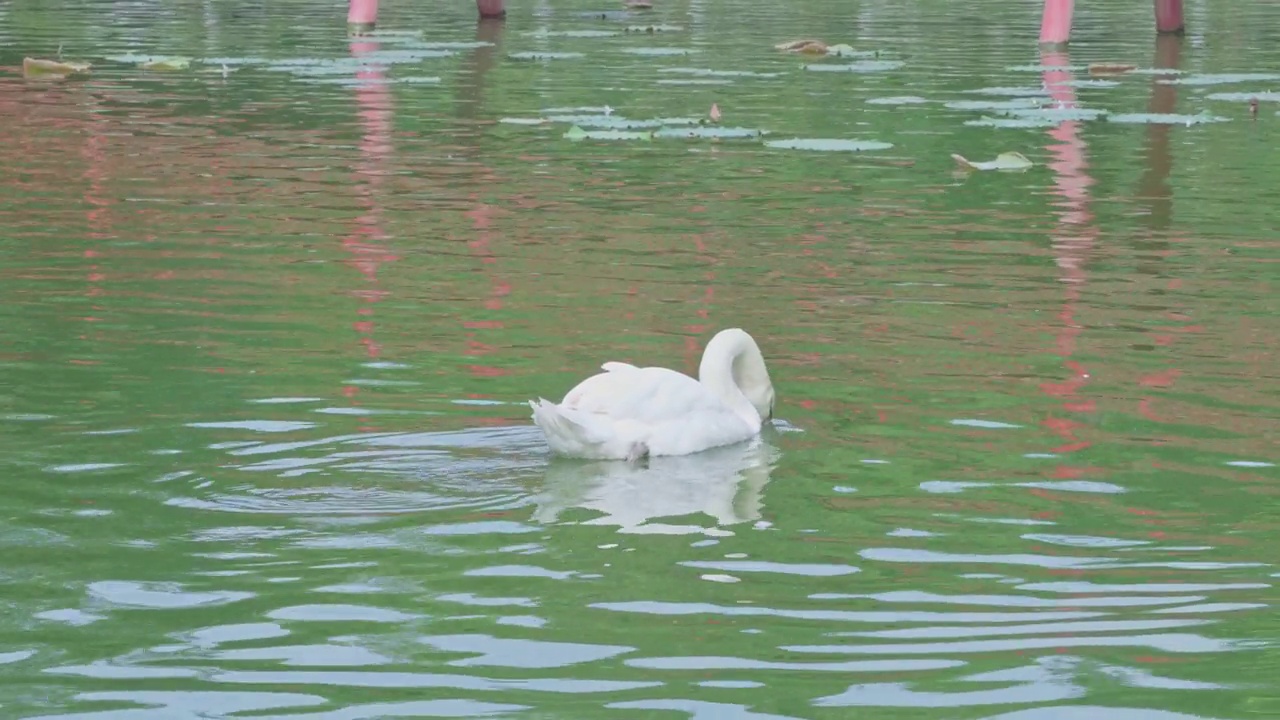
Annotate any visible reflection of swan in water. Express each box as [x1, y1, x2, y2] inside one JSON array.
[[530, 437, 779, 536]]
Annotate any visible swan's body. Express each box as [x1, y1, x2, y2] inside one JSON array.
[[529, 328, 774, 460]]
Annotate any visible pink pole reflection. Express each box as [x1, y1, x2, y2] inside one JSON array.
[[343, 38, 401, 406], [456, 20, 513, 386], [1134, 34, 1186, 422], [1038, 50, 1098, 462], [1137, 35, 1182, 232], [79, 83, 111, 355]]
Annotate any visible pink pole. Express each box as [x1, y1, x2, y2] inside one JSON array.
[[347, 0, 378, 34], [1039, 0, 1074, 47], [477, 0, 506, 19], [1154, 0, 1185, 34]]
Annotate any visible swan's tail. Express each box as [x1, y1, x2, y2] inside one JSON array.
[[529, 398, 603, 457]]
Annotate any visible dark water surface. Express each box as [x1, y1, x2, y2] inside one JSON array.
[[2, 0, 1278, 718]]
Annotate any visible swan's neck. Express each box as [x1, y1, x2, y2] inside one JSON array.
[[698, 329, 773, 430]]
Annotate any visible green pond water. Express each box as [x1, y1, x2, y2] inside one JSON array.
[[1, 0, 1278, 718]]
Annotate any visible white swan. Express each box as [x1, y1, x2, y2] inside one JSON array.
[[528, 328, 775, 461]]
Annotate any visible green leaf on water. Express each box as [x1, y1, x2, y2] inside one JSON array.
[[1051, 78, 1120, 89], [805, 60, 904, 73], [203, 56, 268, 66], [105, 53, 175, 64], [659, 67, 782, 78], [655, 78, 732, 86], [653, 126, 763, 139], [624, 24, 684, 33], [1003, 106, 1109, 122], [622, 47, 695, 56], [105, 54, 194, 70], [264, 50, 453, 76], [363, 29, 423, 38], [577, 10, 632, 20], [1205, 91, 1280, 102], [867, 96, 929, 105], [1105, 112, 1230, 125], [964, 116, 1060, 129], [945, 98, 1044, 111], [1006, 64, 1085, 72], [528, 29, 619, 38], [401, 41, 494, 50], [351, 49, 456, 62], [764, 138, 894, 152], [139, 57, 193, 71], [1158, 73, 1280, 86], [23, 57, 92, 75], [1124, 67, 1183, 76], [275, 63, 374, 77], [546, 114, 699, 129], [952, 152, 1033, 172], [307, 77, 388, 87], [824, 44, 875, 58], [542, 106, 615, 114], [965, 86, 1050, 97], [508, 51, 586, 61], [564, 125, 653, 141]]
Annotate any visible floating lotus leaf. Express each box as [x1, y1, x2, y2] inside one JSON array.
[[542, 106, 616, 114], [945, 98, 1044, 111], [354, 49, 455, 62], [775, 39, 829, 54], [655, 78, 731, 85], [508, 51, 586, 61], [964, 116, 1060, 128], [1205, 91, 1280, 102], [528, 29, 619, 38], [1105, 112, 1229, 124], [825, 44, 875, 58], [1052, 79, 1120, 88], [399, 41, 494, 50], [1158, 73, 1280, 86], [364, 29, 423, 37], [202, 56, 268, 66], [1087, 62, 1136, 76], [140, 57, 192, 71], [1006, 64, 1084, 72], [659, 67, 782, 78], [965, 86, 1051, 97], [765, 138, 893, 152], [951, 152, 1033, 171], [23, 57, 92, 75], [546, 114, 699, 129], [622, 47, 694, 56], [1125, 67, 1183, 76], [564, 125, 653, 141], [805, 60, 903, 73], [1003, 106, 1109, 122], [867, 96, 929, 105], [653, 126, 763, 139], [624, 24, 684, 32]]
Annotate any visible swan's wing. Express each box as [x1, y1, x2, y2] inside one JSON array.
[[561, 364, 730, 425]]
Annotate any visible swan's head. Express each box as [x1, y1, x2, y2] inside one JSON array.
[[701, 328, 775, 424]]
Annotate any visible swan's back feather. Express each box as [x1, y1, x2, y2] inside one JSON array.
[[564, 366, 722, 426]]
